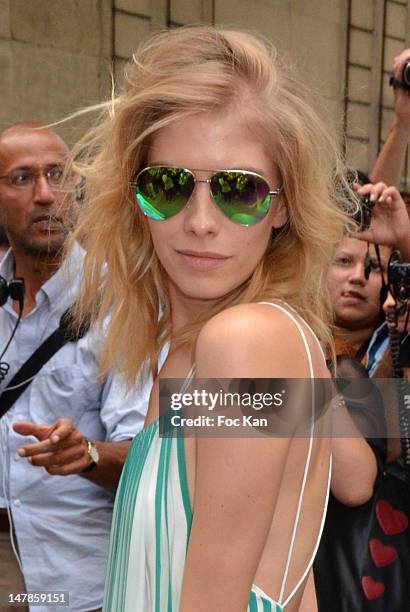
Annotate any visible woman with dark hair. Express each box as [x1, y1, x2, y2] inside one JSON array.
[[315, 181, 410, 612]]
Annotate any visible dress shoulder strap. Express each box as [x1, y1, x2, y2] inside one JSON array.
[[258, 301, 331, 609], [179, 363, 196, 394], [257, 301, 326, 374]]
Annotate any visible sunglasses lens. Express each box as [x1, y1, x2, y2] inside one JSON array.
[[210, 171, 271, 225], [136, 167, 194, 220]]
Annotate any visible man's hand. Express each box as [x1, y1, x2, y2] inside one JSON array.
[[354, 182, 410, 260], [13, 419, 92, 476]]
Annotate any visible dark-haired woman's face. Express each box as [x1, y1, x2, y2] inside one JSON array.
[[383, 292, 409, 334], [144, 111, 286, 307]]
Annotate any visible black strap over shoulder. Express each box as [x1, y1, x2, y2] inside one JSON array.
[[0, 309, 90, 419]]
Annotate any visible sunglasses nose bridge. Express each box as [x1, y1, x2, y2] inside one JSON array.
[[186, 177, 213, 208], [194, 177, 212, 187], [183, 176, 221, 228]]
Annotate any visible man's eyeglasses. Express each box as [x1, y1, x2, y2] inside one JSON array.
[[0, 166, 65, 190], [133, 166, 282, 226]]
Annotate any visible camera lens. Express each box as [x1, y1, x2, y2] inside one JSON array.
[[403, 59, 410, 87], [360, 195, 373, 231]]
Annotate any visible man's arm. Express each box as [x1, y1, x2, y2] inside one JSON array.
[[12, 367, 153, 486], [370, 49, 410, 188]]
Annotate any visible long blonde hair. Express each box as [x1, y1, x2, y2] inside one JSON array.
[[69, 26, 353, 385]]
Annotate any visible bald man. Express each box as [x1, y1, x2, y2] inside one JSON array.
[[0, 125, 150, 611]]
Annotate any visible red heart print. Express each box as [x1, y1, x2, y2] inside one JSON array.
[[369, 538, 398, 567], [376, 500, 408, 536], [362, 576, 385, 600]]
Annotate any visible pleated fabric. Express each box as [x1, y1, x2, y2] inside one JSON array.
[[103, 418, 282, 612]]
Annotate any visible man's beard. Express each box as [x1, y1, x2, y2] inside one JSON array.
[[10, 228, 68, 259]]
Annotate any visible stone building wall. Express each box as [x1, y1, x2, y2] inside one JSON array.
[[113, 0, 349, 141], [0, 0, 113, 146], [1, 0, 410, 186]]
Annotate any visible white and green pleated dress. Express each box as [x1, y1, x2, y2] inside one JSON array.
[[103, 415, 282, 612]]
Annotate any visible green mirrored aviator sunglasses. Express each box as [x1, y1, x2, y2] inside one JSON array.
[[133, 166, 282, 226]]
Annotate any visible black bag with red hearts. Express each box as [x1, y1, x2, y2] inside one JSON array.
[[314, 444, 410, 612], [314, 354, 410, 611]]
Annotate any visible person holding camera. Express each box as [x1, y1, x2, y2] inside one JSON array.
[[325, 235, 390, 362], [0, 123, 149, 612], [323, 173, 409, 373], [354, 179, 410, 376], [314, 183, 410, 611], [374, 274, 410, 381], [371, 50, 410, 189]]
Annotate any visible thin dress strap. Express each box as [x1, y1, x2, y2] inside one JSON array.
[[179, 363, 196, 394], [257, 301, 331, 609]]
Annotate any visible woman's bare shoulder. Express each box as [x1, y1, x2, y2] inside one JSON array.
[[195, 302, 327, 378]]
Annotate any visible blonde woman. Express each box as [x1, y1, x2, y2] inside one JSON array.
[[71, 27, 350, 612]]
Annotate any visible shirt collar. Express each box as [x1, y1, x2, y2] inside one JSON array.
[[0, 242, 85, 310], [0, 249, 15, 282], [41, 242, 85, 304], [368, 321, 388, 350]]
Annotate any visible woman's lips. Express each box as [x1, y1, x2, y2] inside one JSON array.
[[176, 250, 230, 271], [341, 291, 366, 304]]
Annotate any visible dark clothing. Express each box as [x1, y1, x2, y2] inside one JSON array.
[[314, 354, 409, 611], [315, 448, 410, 611]]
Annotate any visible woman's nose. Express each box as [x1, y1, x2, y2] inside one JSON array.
[[183, 181, 220, 237], [348, 262, 366, 284], [383, 290, 395, 314]]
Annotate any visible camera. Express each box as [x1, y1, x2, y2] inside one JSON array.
[[356, 195, 373, 231], [389, 58, 410, 90], [388, 250, 410, 302], [342, 193, 373, 231], [403, 59, 410, 89]]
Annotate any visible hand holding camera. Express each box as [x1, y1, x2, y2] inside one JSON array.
[[389, 55, 410, 91], [389, 50, 410, 136], [354, 182, 410, 260]]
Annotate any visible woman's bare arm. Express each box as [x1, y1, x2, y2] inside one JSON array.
[[330, 432, 377, 507]]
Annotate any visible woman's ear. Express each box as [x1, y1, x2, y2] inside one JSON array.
[[271, 197, 288, 229]]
